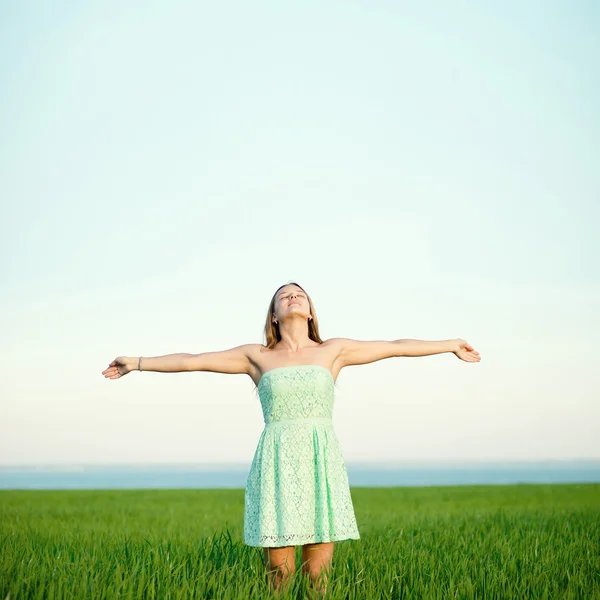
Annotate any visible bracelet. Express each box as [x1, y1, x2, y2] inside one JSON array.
[[138, 357, 142, 371]]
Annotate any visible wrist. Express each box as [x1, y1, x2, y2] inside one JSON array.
[[449, 338, 463, 353], [128, 357, 140, 372]]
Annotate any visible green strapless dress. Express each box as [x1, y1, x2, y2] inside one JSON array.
[[244, 364, 361, 547]]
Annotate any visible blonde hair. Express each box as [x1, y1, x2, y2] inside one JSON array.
[[262, 281, 324, 350]]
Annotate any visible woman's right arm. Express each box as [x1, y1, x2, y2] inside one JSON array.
[[102, 344, 256, 379]]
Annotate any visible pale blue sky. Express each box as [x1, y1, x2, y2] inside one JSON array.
[[1, 1, 598, 466]]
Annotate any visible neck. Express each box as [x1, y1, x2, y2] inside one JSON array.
[[276, 318, 313, 352]]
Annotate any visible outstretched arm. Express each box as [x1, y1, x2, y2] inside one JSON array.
[[102, 344, 256, 379], [330, 337, 480, 368]]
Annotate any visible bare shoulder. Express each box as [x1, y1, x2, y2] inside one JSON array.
[[322, 337, 351, 351], [221, 342, 264, 361], [321, 337, 350, 367], [245, 343, 267, 359]]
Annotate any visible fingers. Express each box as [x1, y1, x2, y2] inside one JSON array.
[[101, 366, 122, 378], [457, 350, 481, 362], [463, 343, 480, 356], [461, 341, 481, 357]]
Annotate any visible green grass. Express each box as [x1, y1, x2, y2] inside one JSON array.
[[1, 484, 599, 599]]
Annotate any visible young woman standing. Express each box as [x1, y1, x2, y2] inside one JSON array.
[[102, 281, 481, 595]]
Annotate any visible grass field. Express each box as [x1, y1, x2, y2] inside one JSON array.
[[1, 483, 598, 599]]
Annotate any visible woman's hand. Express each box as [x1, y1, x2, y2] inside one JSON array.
[[453, 339, 481, 362], [102, 356, 136, 379]]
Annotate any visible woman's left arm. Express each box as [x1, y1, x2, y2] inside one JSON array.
[[330, 337, 481, 367]]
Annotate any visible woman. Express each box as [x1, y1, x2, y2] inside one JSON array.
[[102, 281, 481, 595]]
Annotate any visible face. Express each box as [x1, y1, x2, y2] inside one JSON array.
[[273, 285, 311, 324]]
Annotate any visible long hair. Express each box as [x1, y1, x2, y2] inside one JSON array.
[[262, 281, 324, 350]]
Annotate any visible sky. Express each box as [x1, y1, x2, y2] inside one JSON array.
[[1, 1, 598, 466]]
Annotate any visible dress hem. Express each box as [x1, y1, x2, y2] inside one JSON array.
[[244, 533, 361, 548]]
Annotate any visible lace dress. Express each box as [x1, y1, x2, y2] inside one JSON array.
[[244, 364, 361, 547]]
